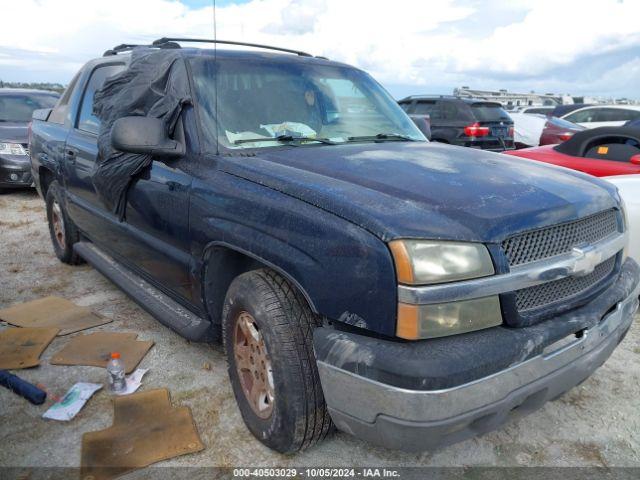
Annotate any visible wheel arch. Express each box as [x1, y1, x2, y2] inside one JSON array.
[[38, 166, 56, 198], [200, 241, 318, 336]]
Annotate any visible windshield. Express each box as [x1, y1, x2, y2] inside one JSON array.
[[0, 93, 58, 122], [189, 57, 425, 149]]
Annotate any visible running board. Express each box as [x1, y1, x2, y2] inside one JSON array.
[[74, 241, 211, 341]]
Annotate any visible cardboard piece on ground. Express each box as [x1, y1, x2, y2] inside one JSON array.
[[81, 388, 204, 480], [0, 296, 111, 336], [0, 327, 59, 369], [50, 332, 153, 374]]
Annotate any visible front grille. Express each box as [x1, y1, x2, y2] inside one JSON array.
[[502, 209, 618, 266], [514, 256, 616, 313]]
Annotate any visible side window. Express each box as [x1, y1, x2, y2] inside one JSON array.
[[399, 102, 412, 113], [48, 70, 81, 124], [413, 101, 437, 117], [76, 64, 125, 135], [605, 108, 640, 122], [565, 108, 595, 123], [438, 101, 458, 121]]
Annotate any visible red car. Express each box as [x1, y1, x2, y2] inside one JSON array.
[[505, 126, 640, 176], [540, 116, 585, 146]]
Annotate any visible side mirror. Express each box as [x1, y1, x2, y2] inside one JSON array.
[[111, 116, 184, 158], [631, 154, 640, 166]]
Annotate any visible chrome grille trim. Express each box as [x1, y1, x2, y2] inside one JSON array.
[[397, 231, 626, 305], [515, 256, 616, 312], [502, 209, 618, 266]]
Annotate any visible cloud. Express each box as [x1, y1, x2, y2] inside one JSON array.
[[0, 0, 639, 98]]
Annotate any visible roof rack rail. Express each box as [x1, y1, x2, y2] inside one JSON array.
[[152, 37, 313, 57], [103, 41, 180, 57]]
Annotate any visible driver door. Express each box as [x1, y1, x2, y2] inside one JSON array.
[[115, 112, 196, 305]]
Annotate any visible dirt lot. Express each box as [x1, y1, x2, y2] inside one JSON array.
[[1, 189, 640, 470]]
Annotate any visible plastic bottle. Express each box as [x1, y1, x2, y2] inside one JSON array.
[[107, 352, 126, 393]]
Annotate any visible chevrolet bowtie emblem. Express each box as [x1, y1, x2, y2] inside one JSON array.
[[570, 246, 602, 277]]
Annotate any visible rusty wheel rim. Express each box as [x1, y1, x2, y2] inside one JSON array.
[[51, 200, 66, 250], [233, 311, 275, 419]]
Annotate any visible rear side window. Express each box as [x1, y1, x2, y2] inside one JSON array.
[[77, 64, 125, 134], [564, 108, 596, 123], [597, 108, 640, 122], [471, 103, 511, 122], [49, 70, 81, 124], [413, 101, 437, 116], [438, 101, 461, 121]]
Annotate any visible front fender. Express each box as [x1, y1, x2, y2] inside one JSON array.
[[189, 171, 398, 337]]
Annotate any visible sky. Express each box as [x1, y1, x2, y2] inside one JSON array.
[[1, 0, 639, 100]]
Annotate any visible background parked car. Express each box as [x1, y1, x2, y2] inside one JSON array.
[[561, 105, 640, 128], [505, 126, 640, 176], [398, 95, 514, 151], [0, 88, 59, 192], [540, 116, 586, 145], [602, 175, 640, 264], [510, 113, 585, 148]]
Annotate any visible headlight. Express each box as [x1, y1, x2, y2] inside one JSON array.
[[388, 239, 494, 285], [397, 296, 503, 339], [389, 239, 501, 339], [0, 142, 27, 156]]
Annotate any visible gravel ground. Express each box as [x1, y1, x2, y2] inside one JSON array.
[[1, 188, 640, 471]]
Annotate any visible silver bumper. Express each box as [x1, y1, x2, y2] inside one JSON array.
[[317, 283, 639, 451]]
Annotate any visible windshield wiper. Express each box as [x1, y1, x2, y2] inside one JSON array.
[[234, 134, 337, 146], [347, 133, 417, 142]]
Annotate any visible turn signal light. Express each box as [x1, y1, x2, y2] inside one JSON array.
[[463, 122, 490, 137]]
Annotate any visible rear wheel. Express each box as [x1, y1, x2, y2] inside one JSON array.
[[46, 181, 82, 265], [222, 269, 332, 453]]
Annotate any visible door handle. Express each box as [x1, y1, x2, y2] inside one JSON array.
[[65, 148, 77, 164], [166, 181, 180, 191]]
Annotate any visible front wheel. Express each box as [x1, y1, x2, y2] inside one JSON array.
[[222, 269, 332, 453]]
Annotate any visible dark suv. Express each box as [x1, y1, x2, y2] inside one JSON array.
[[399, 95, 515, 151], [0, 88, 59, 192], [29, 39, 638, 454]]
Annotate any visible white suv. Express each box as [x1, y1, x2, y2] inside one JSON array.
[[562, 105, 640, 128]]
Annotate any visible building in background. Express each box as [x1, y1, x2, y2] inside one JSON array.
[[454, 87, 639, 110]]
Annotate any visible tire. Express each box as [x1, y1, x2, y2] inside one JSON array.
[[46, 181, 82, 265], [222, 268, 332, 453]]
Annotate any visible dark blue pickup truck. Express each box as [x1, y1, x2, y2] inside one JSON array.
[[29, 39, 639, 453]]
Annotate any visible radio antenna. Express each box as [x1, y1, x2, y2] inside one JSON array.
[[212, 0, 219, 154]]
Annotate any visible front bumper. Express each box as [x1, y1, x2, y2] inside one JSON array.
[[315, 259, 640, 451], [0, 155, 33, 188]]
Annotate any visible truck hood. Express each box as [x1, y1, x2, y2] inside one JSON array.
[[0, 122, 28, 144], [219, 141, 619, 243]]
